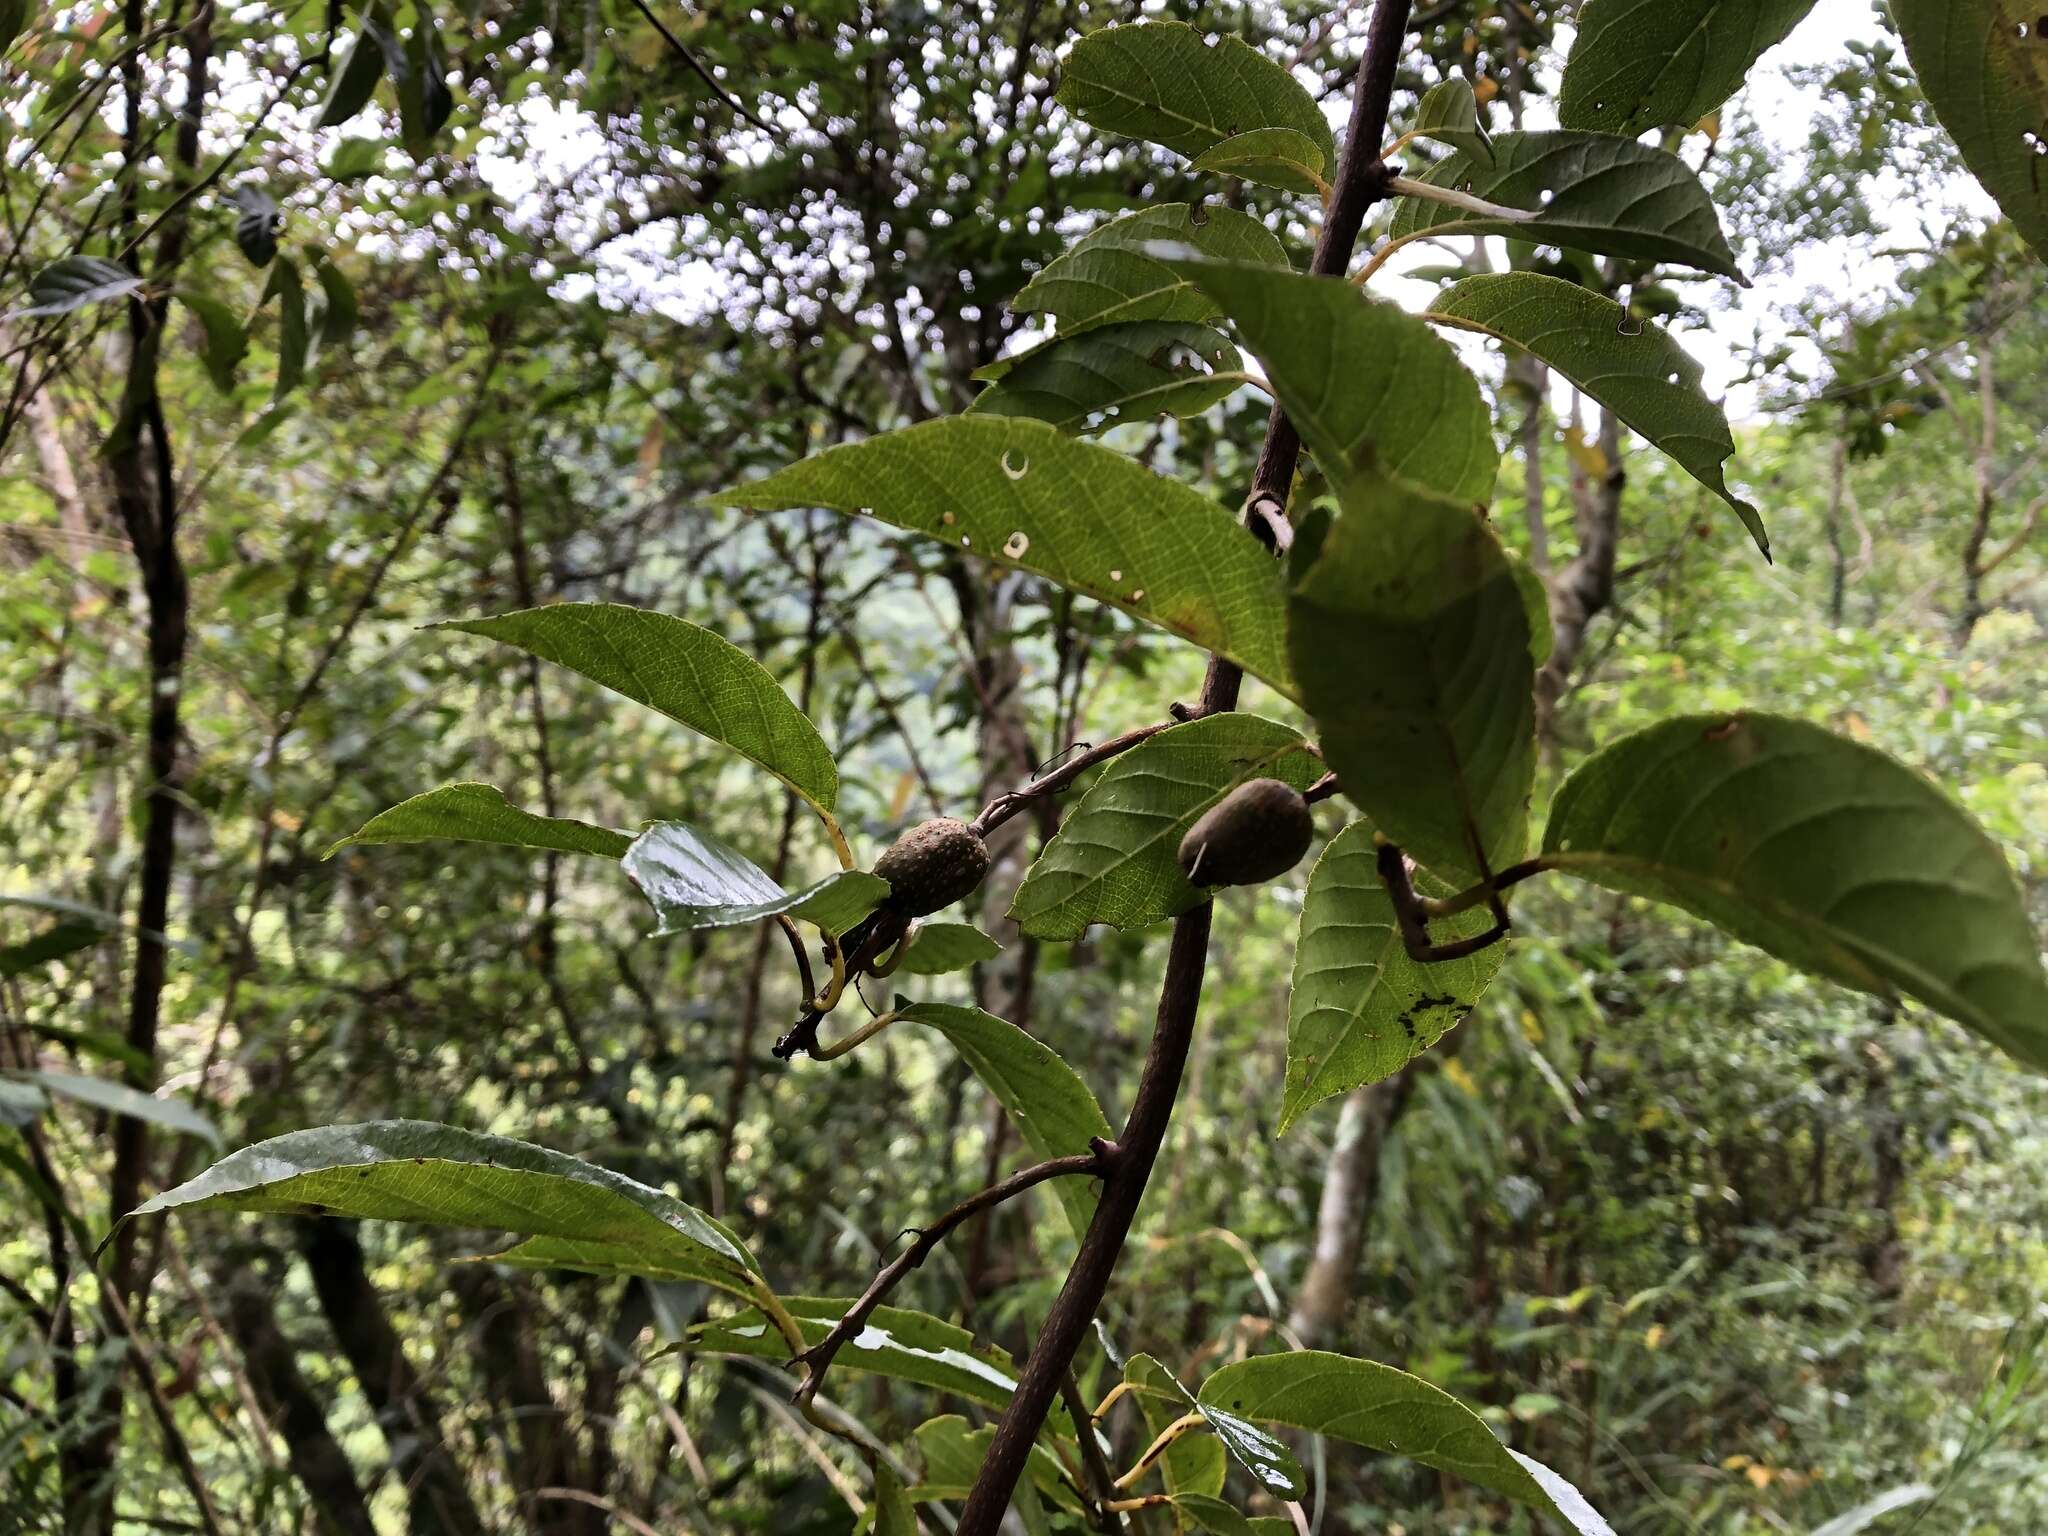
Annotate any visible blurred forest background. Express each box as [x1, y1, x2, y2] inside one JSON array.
[[2, 2, 2044, 1534]]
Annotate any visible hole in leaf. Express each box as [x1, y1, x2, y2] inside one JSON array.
[[1003, 530, 1030, 558], [1000, 449, 1029, 479]]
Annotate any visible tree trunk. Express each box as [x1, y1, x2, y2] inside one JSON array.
[[1536, 402, 1625, 735], [451, 1265, 590, 1536]]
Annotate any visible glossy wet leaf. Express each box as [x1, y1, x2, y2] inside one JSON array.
[[897, 1003, 1111, 1236], [966, 321, 1243, 434], [1009, 713, 1322, 941], [1190, 127, 1330, 196], [1056, 22, 1335, 174], [998, 204, 1289, 355], [689, 1298, 1024, 1413], [1559, 0, 1818, 133], [1176, 259, 1499, 505], [1281, 823, 1505, 1133], [130, 1120, 759, 1294], [1893, 0, 2048, 255], [331, 782, 632, 860], [624, 821, 887, 936], [711, 417, 1296, 697], [1412, 76, 1495, 166], [1428, 272, 1768, 556], [1199, 1352, 1615, 1533], [435, 603, 839, 813], [1543, 713, 2048, 1069], [1289, 479, 1535, 887], [1129, 1353, 1305, 1500], [1386, 132, 1744, 281], [16, 1070, 219, 1147], [13, 256, 142, 318], [896, 921, 1003, 975]]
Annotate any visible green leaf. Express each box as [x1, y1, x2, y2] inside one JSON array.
[[1412, 77, 1495, 166], [330, 782, 632, 860], [12, 256, 142, 319], [324, 136, 385, 182], [1198, 1352, 1615, 1534], [1289, 479, 1535, 887], [1558, 0, 1819, 133], [872, 1461, 916, 1536], [229, 185, 280, 267], [1129, 1353, 1305, 1500], [13, 1071, 219, 1147], [909, 1415, 1074, 1510], [1281, 823, 1505, 1133], [897, 1003, 1112, 1237], [1009, 713, 1323, 941], [132, 1119, 759, 1294], [0, 1079, 44, 1130], [0, 0, 27, 56], [967, 321, 1244, 435], [1386, 131, 1744, 282], [1190, 127, 1330, 196], [313, 260, 358, 347], [317, 14, 387, 129], [1000, 204, 1289, 355], [1056, 22, 1335, 175], [0, 918, 107, 977], [172, 289, 247, 393], [397, 6, 456, 156], [266, 256, 306, 402], [1175, 259, 1499, 505], [1427, 272, 1768, 557], [434, 603, 839, 813], [896, 921, 1003, 975], [1542, 713, 2048, 1070], [623, 822, 887, 937], [710, 418, 1296, 698], [1167, 1495, 1260, 1536], [689, 1298, 1025, 1412], [1892, 0, 2048, 256]]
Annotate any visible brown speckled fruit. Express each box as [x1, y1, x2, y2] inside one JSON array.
[[873, 818, 992, 916], [1177, 778, 1313, 889]]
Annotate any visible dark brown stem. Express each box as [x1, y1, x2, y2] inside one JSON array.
[[954, 8, 1415, 1527], [794, 1147, 1116, 1409], [1375, 841, 1516, 962], [1420, 856, 1553, 919], [967, 716, 1193, 839], [1061, 1371, 1128, 1534]]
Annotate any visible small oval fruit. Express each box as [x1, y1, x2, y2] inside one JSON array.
[[1177, 778, 1313, 889], [873, 817, 993, 916]]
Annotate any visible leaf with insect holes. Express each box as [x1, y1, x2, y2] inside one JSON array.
[[330, 783, 632, 860], [1543, 713, 2048, 1070], [1199, 1352, 1616, 1535], [897, 1003, 1112, 1237], [623, 822, 886, 936], [1428, 272, 1768, 556], [1559, 0, 1819, 134], [1289, 479, 1535, 889], [1892, 0, 2048, 256], [896, 922, 1003, 975], [1056, 22, 1336, 177], [1009, 713, 1323, 941], [1128, 1352, 1306, 1501], [434, 604, 839, 814], [966, 321, 1244, 435], [11, 256, 142, 319], [1413, 77, 1495, 166], [709, 418, 1296, 697], [1386, 131, 1744, 281], [1281, 823, 1504, 1133], [1174, 259, 1499, 505], [127, 1120, 761, 1295]]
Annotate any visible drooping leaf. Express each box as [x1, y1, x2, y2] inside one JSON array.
[[1892, 0, 2048, 256], [998, 204, 1289, 357], [688, 1298, 1025, 1413], [0, 0, 28, 56], [871, 1461, 916, 1536], [172, 290, 247, 393], [967, 321, 1244, 434], [1385, 132, 1745, 281], [0, 917, 107, 977], [1190, 127, 1330, 196], [316, 14, 387, 129], [710, 418, 1296, 698], [434, 603, 840, 813], [1289, 479, 1535, 887], [1199, 1352, 1616, 1534], [1009, 713, 1323, 941], [397, 7, 456, 156], [897, 1002, 1112, 1237], [266, 256, 307, 401], [1558, 0, 1819, 134], [228, 185, 280, 267], [1056, 22, 1336, 178], [1428, 272, 1768, 556], [131, 1120, 759, 1292], [1128, 1353, 1305, 1501], [1412, 77, 1495, 166], [12, 256, 142, 319], [330, 782, 632, 860], [313, 260, 359, 346], [15, 1071, 219, 1147], [1280, 823, 1504, 1133], [623, 822, 887, 937], [896, 921, 1003, 975], [1542, 713, 2048, 1070], [1175, 259, 1499, 505]]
